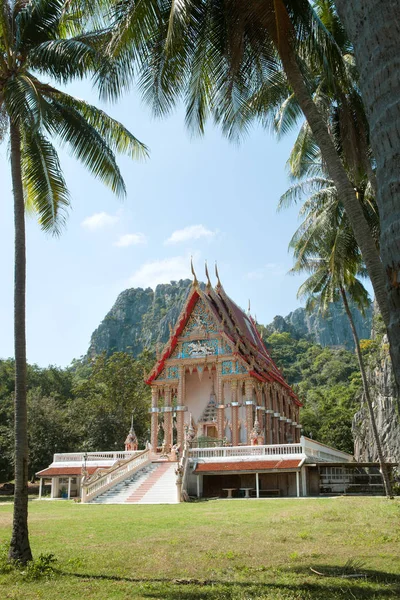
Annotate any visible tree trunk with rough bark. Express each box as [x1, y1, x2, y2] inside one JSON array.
[[340, 286, 393, 498], [8, 121, 33, 564], [277, 47, 389, 321], [334, 1, 400, 395]]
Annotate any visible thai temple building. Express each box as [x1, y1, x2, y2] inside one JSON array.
[[37, 265, 393, 503], [146, 263, 302, 452]]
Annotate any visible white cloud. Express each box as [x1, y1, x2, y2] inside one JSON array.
[[81, 212, 119, 231], [247, 263, 285, 280], [114, 233, 147, 247], [165, 224, 218, 245], [128, 255, 196, 289]]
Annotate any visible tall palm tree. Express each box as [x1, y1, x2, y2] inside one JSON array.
[[333, 1, 400, 397], [1, 0, 147, 564], [106, 0, 391, 337], [289, 193, 393, 497]]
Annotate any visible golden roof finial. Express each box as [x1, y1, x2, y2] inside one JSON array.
[[215, 261, 222, 289], [205, 260, 212, 290], [191, 256, 199, 288]]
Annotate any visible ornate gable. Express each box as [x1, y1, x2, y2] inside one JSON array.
[[181, 297, 218, 337]]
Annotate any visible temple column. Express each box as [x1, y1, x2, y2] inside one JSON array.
[[279, 391, 286, 443], [150, 387, 159, 452], [163, 385, 173, 452], [245, 379, 254, 445], [231, 380, 240, 446], [272, 385, 280, 444], [176, 365, 186, 447], [295, 407, 301, 442], [217, 363, 225, 439], [255, 384, 265, 444], [265, 383, 274, 445]]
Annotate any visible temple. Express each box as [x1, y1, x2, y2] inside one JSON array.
[[36, 265, 394, 502], [146, 263, 302, 452]]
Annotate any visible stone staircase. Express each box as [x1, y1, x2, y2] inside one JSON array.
[[90, 461, 178, 504]]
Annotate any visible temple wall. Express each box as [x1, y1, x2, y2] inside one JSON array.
[[184, 371, 213, 422]]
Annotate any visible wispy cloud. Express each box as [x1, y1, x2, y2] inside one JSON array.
[[114, 233, 147, 247], [128, 255, 197, 289], [81, 212, 119, 231], [165, 224, 218, 245], [247, 263, 285, 280]]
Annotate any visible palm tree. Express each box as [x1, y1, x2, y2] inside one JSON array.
[[1, 0, 147, 564], [333, 1, 400, 397], [288, 192, 393, 497], [106, 0, 391, 336]]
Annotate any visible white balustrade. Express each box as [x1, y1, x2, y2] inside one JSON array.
[[53, 451, 140, 463], [189, 443, 303, 460], [82, 450, 151, 503], [188, 437, 353, 463]]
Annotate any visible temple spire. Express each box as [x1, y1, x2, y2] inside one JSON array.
[[215, 262, 222, 290], [205, 260, 212, 291], [191, 256, 199, 288]]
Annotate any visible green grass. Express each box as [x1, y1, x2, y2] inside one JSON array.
[[1, 497, 399, 599]]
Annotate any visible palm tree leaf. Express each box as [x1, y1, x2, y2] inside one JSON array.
[[3, 73, 45, 128], [44, 88, 148, 159], [45, 97, 127, 197], [21, 128, 70, 234], [28, 35, 109, 83]]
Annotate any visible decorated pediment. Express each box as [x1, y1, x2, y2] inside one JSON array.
[[181, 298, 218, 337]]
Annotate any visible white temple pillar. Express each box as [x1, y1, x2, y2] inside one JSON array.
[[296, 471, 300, 498], [39, 477, 43, 500], [256, 472, 260, 499], [67, 477, 72, 500]]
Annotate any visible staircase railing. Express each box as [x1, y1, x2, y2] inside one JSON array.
[[81, 449, 151, 503], [177, 443, 190, 502]]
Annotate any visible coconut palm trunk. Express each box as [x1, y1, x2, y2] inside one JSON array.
[[271, 43, 390, 329], [333, 1, 400, 399], [8, 121, 33, 564], [340, 286, 393, 498]]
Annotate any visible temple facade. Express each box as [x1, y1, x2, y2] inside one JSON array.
[[146, 267, 302, 454], [36, 266, 393, 502]]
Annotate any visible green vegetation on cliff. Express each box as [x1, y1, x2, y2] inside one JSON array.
[[259, 330, 361, 453]]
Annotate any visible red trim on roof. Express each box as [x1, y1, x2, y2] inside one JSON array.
[[195, 459, 302, 473], [146, 288, 200, 383], [36, 466, 104, 477]]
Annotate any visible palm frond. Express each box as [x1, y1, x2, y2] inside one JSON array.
[[44, 87, 148, 159], [21, 128, 70, 234], [3, 73, 45, 128], [46, 98, 127, 197]]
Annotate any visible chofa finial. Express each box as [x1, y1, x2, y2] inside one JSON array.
[[215, 262, 222, 289], [191, 256, 199, 288], [205, 260, 212, 290], [248, 299, 251, 314]]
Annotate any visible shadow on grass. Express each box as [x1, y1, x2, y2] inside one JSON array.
[[56, 567, 400, 599]]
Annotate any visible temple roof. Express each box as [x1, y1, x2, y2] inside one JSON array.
[[146, 279, 301, 405], [194, 459, 303, 473]]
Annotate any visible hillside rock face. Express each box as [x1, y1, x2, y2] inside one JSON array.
[[88, 280, 192, 358], [269, 303, 373, 350], [352, 340, 400, 463], [88, 280, 372, 358]]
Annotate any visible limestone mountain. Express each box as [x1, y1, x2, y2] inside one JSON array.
[[267, 303, 373, 351], [87, 280, 372, 358]]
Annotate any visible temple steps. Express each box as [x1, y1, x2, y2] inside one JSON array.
[[90, 461, 178, 504]]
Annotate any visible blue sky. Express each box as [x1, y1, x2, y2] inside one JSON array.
[[0, 80, 307, 368]]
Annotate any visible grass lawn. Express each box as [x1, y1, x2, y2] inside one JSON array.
[[0, 497, 399, 599]]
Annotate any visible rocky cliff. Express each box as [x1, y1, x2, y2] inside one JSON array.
[[268, 303, 373, 351], [352, 336, 400, 463], [88, 280, 372, 357], [87, 280, 193, 358]]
